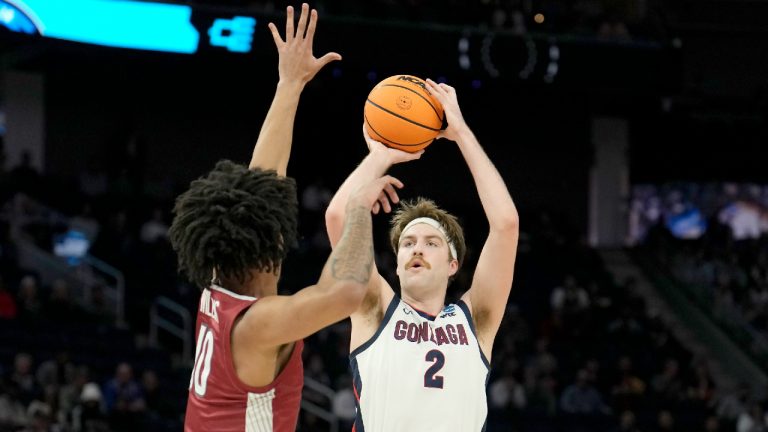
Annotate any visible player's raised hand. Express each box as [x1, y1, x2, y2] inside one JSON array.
[[362, 123, 424, 165], [348, 175, 404, 215], [268, 3, 341, 85], [426, 78, 468, 142]]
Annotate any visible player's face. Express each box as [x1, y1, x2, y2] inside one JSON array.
[[396, 224, 458, 293]]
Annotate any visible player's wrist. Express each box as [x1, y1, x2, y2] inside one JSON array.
[[365, 152, 393, 173], [453, 127, 475, 145], [276, 79, 306, 93]]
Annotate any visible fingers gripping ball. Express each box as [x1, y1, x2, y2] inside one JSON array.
[[364, 75, 444, 153]]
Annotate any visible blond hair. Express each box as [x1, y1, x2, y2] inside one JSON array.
[[389, 198, 466, 270]]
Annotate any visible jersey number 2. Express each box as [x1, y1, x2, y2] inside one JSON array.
[[424, 349, 445, 389], [190, 324, 215, 397]]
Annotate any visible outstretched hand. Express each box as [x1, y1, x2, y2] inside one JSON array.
[[348, 175, 404, 216], [268, 3, 341, 85], [362, 124, 424, 165], [426, 78, 468, 143]]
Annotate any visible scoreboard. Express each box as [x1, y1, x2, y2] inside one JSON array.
[[0, 0, 257, 54]]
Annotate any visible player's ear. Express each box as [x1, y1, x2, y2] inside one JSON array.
[[448, 259, 458, 277]]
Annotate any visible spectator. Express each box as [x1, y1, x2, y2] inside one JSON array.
[[10, 353, 39, 405], [597, 14, 631, 40], [90, 210, 134, 268], [0, 276, 17, 319], [656, 409, 678, 432], [102, 362, 145, 430], [304, 353, 331, 388], [502, 304, 530, 347], [551, 275, 590, 335], [736, 403, 767, 432], [141, 369, 174, 418], [651, 358, 684, 405], [301, 177, 332, 214], [40, 384, 60, 429], [610, 356, 646, 412], [59, 366, 90, 427], [719, 201, 763, 240], [527, 338, 558, 376], [0, 381, 28, 429], [551, 275, 590, 313], [69, 203, 100, 244], [88, 284, 112, 322], [139, 208, 168, 244], [524, 372, 558, 418], [615, 409, 641, 432], [36, 351, 75, 389], [24, 400, 53, 432], [331, 373, 355, 431], [705, 415, 723, 432], [44, 280, 81, 323], [16, 275, 42, 320], [70, 382, 109, 432], [0, 224, 19, 282], [606, 302, 646, 352], [489, 372, 527, 412], [686, 361, 715, 404], [489, 365, 526, 429], [715, 385, 749, 426], [559, 369, 609, 415], [78, 159, 108, 199], [8, 150, 41, 196]]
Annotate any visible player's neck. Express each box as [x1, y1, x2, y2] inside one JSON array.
[[219, 270, 279, 298], [401, 289, 446, 316], [247, 270, 279, 297]]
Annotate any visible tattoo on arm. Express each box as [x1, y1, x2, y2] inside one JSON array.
[[331, 205, 374, 284]]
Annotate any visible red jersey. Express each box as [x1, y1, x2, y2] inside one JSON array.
[[184, 285, 303, 432]]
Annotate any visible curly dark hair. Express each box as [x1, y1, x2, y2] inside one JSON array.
[[169, 160, 298, 289]]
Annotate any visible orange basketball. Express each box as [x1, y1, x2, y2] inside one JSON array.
[[364, 75, 444, 153]]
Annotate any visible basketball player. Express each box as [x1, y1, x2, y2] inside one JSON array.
[[173, 5, 405, 431], [325, 79, 519, 430]]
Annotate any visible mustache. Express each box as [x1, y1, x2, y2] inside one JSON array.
[[406, 256, 431, 270]]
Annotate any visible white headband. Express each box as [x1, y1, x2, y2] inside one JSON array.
[[399, 217, 457, 260]]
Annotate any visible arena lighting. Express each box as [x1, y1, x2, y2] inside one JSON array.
[[543, 40, 559, 83], [0, 0, 257, 54]]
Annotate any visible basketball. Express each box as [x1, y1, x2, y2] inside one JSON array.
[[364, 75, 444, 153]]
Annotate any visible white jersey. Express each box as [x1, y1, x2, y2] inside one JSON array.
[[350, 296, 490, 431]]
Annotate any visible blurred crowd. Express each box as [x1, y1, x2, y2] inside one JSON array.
[[635, 184, 768, 404], [630, 183, 768, 244], [0, 136, 766, 431], [630, 183, 768, 364]]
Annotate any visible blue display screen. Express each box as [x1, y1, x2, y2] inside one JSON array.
[[0, 1, 37, 33], [53, 229, 90, 265], [1, 0, 256, 54]]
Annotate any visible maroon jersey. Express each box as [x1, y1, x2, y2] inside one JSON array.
[[184, 285, 303, 432]]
